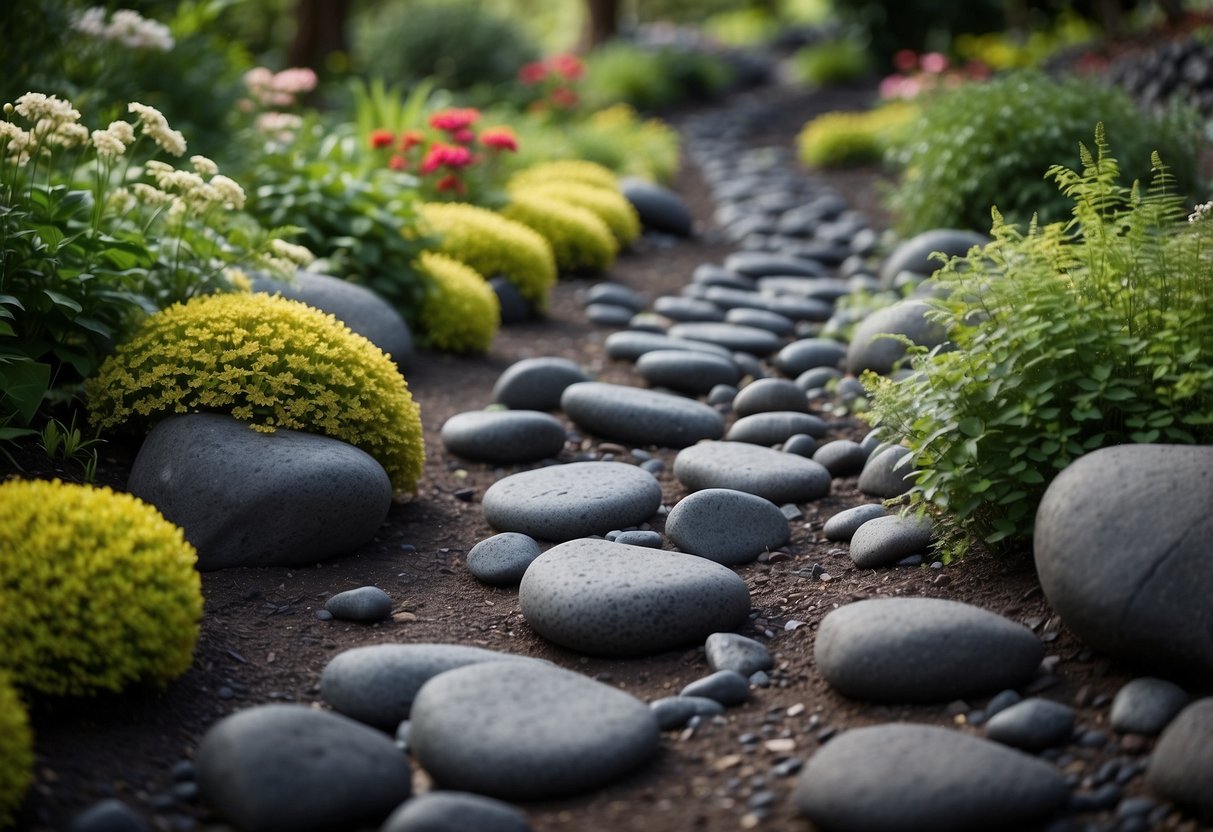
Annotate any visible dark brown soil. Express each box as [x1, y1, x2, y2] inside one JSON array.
[[5, 83, 1209, 832]]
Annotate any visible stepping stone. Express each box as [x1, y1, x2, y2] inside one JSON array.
[[324, 586, 392, 623], [585, 281, 644, 311], [410, 661, 660, 799], [650, 696, 726, 730], [441, 410, 567, 464], [823, 504, 887, 542], [1146, 698, 1213, 822], [467, 532, 542, 586], [732, 378, 808, 417], [848, 514, 934, 569], [635, 350, 740, 396], [586, 303, 635, 326], [984, 698, 1075, 750], [482, 461, 662, 541], [680, 670, 748, 706], [675, 441, 832, 504], [127, 413, 391, 571], [519, 538, 751, 656], [320, 644, 538, 730], [490, 276, 533, 325], [621, 178, 693, 236], [814, 598, 1043, 703], [724, 251, 826, 278], [1035, 445, 1213, 679], [879, 228, 989, 288], [705, 633, 773, 677], [846, 300, 946, 375], [628, 311, 670, 333], [492, 357, 590, 411], [857, 444, 914, 498], [195, 704, 412, 832], [382, 792, 532, 832], [604, 331, 732, 362], [812, 439, 869, 477], [692, 263, 756, 291], [68, 801, 149, 832], [613, 529, 662, 547], [782, 433, 818, 457], [795, 724, 1068, 832], [726, 412, 827, 446], [667, 322, 783, 356], [665, 488, 789, 565], [1110, 678, 1189, 736], [757, 276, 850, 303], [772, 338, 848, 377], [253, 271, 414, 368], [653, 296, 726, 323], [561, 382, 724, 449], [795, 367, 843, 392], [724, 307, 794, 336]]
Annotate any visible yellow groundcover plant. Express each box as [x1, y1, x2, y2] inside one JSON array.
[[87, 293, 425, 492], [0, 674, 32, 828], [509, 180, 641, 247], [415, 251, 500, 354], [502, 192, 618, 274], [507, 159, 620, 191], [0, 480, 202, 696]]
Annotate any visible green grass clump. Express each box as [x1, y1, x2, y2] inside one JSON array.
[[0, 674, 32, 827], [502, 192, 618, 274], [865, 127, 1213, 558], [792, 39, 873, 87], [0, 480, 202, 695], [797, 103, 916, 168], [887, 71, 1201, 234], [87, 293, 425, 493], [511, 180, 641, 247], [414, 252, 500, 354]]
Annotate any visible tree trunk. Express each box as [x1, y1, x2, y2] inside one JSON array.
[[582, 0, 620, 49], [288, 0, 352, 74]]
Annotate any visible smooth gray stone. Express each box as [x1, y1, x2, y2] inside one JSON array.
[[653, 295, 726, 322], [846, 300, 947, 376], [253, 270, 413, 367], [848, 514, 934, 569], [613, 530, 662, 548], [757, 276, 850, 303], [812, 440, 869, 477], [604, 331, 732, 362], [984, 698, 1076, 750], [440, 410, 567, 464], [467, 532, 542, 586], [815, 598, 1043, 702], [703, 286, 779, 312], [635, 350, 740, 396], [68, 800, 149, 832], [1110, 678, 1189, 736], [127, 413, 390, 570], [774, 338, 848, 377], [680, 670, 749, 706], [489, 276, 532, 325], [1146, 698, 1213, 821], [823, 504, 888, 542], [628, 311, 670, 333], [731, 351, 766, 381], [586, 303, 636, 326], [732, 378, 808, 417], [411, 661, 659, 799], [704, 287, 833, 322], [708, 384, 738, 406], [667, 322, 783, 356], [665, 488, 790, 565], [985, 689, 1022, 719], [1035, 445, 1213, 680], [325, 586, 392, 622], [650, 696, 726, 730], [795, 724, 1068, 832], [879, 229, 989, 288], [483, 461, 662, 541], [621, 178, 693, 236], [857, 444, 914, 498], [586, 281, 644, 312], [519, 538, 751, 656], [561, 382, 724, 448], [492, 357, 590, 411], [725, 307, 795, 335], [795, 367, 844, 392], [195, 705, 411, 832], [726, 412, 827, 446], [381, 792, 531, 832], [675, 441, 832, 504], [321, 644, 537, 730], [782, 433, 818, 457], [705, 633, 773, 677], [691, 263, 756, 291], [724, 251, 826, 278]]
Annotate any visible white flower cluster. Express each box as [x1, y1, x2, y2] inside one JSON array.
[[128, 102, 186, 156], [91, 120, 136, 160], [1, 93, 89, 164], [257, 239, 316, 278], [141, 159, 246, 215], [1188, 201, 1213, 224], [74, 7, 174, 52]]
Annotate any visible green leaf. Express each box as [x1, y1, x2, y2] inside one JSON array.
[[1129, 430, 1160, 443], [958, 416, 984, 437], [41, 289, 83, 314], [0, 360, 51, 424]]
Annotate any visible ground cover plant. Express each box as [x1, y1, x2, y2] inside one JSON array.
[[796, 102, 915, 168]]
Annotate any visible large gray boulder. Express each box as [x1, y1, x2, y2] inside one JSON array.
[[1147, 698, 1213, 821], [621, 178, 692, 237], [878, 229, 989, 288], [846, 300, 946, 376]]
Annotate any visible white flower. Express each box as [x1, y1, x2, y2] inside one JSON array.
[[209, 175, 245, 210], [1188, 201, 1213, 224], [106, 187, 137, 214], [92, 128, 126, 159], [73, 7, 107, 37], [0, 122, 31, 151], [270, 239, 314, 266], [51, 122, 89, 148], [152, 125, 187, 156], [14, 93, 80, 126], [132, 182, 173, 206], [190, 155, 218, 176], [105, 120, 135, 146], [128, 101, 168, 129]]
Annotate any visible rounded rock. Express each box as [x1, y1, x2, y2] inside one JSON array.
[[1110, 678, 1189, 736], [857, 444, 914, 498], [795, 366, 843, 392], [848, 514, 934, 569], [650, 696, 726, 730], [561, 382, 724, 449], [782, 433, 819, 458], [732, 378, 808, 417], [675, 441, 832, 504], [467, 533, 542, 586], [441, 410, 567, 464], [604, 331, 733, 362], [705, 633, 773, 677], [1146, 698, 1213, 821], [68, 800, 149, 832], [381, 792, 532, 832], [585, 303, 635, 327], [324, 586, 392, 622], [823, 504, 888, 542], [724, 251, 826, 278], [635, 350, 740, 396], [680, 670, 749, 706], [665, 488, 789, 566], [613, 530, 662, 548], [492, 357, 590, 411], [621, 178, 693, 236], [773, 338, 848, 377], [724, 307, 795, 336], [726, 412, 827, 446], [846, 300, 947, 376], [984, 698, 1076, 750], [812, 440, 869, 478], [586, 282, 644, 312], [653, 296, 726, 323], [667, 322, 784, 357], [879, 229, 989, 288]]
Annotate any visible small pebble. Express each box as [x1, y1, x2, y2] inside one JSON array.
[[324, 586, 393, 623]]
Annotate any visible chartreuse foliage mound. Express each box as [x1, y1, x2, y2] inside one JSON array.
[[507, 160, 620, 192], [509, 180, 641, 247], [797, 103, 916, 168], [418, 202, 556, 312], [502, 192, 618, 274], [0, 480, 202, 696], [865, 128, 1213, 559], [414, 252, 500, 354], [0, 674, 32, 827], [87, 293, 425, 492]]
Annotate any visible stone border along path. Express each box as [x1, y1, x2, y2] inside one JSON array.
[[110, 91, 1211, 832]]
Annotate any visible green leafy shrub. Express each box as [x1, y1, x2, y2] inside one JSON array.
[[507, 106, 680, 184], [797, 103, 916, 168], [414, 252, 500, 354], [418, 202, 555, 312], [792, 39, 874, 87], [0, 674, 32, 827], [0, 479, 201, 695], [886, 71, 1202, 234], [583, 43, 732, 112], [865, 129, 1213, 558], [87, 293, 425, 492], [831, 0, 1004, 63], [502, 192, 618, 274], [511, 181, 640, 247]]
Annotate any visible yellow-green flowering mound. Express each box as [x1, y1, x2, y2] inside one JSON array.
[[510, 181, 641, 247], [415, 252, 500, 354], [418, 202, 556, 312], [0, 675, 32, 828], [797, 103, 917, 169], [0, 480, 202, 696], [87, 293, 425, 492], [508, 159, 620, 192], [502, 192, 618, 274]]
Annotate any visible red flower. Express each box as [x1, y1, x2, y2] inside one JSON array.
[[429, 107, 480, 132], [369, 128, 395, 149], [549, 53, 584, 80], [435, 173, 466, 194], [479, 126, 518, 153], [399, 129, 425, 151], [420, 142, 474, 174], [893, 49, 919, 73], [518, 61, 548, 84], [388, 154, 407, 171], [453, 128, 475, 145], [550, 86, 579, 109]]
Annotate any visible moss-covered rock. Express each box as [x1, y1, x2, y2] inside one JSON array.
[[502, 193, 618, 275], [87, 293, 425, 493], [0, 480, 202, 696], [415, 252, 500, 354], [510, 181, 641, 248], [0, 674, 31, 827]]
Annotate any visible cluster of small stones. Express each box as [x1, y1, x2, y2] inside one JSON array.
[[71, 95, 1213, 832]]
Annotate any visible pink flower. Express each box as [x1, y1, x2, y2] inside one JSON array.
[[369, 129, 395, 149], [272, 67, 318, 95], [388, 154, 407, 171], [435, 173, 466, 194], [550, 86, 579, 109], [452, 128, 475, 145], [429, 108, 480, 132], [893, 49, 919, 73], [549, 53, 585, 80], [399, 129, 425, 151], [519, 61, 548, 84], [420, 142, 473, 174], [920, 52, 949, 74], [479, 126, 518, 152]]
